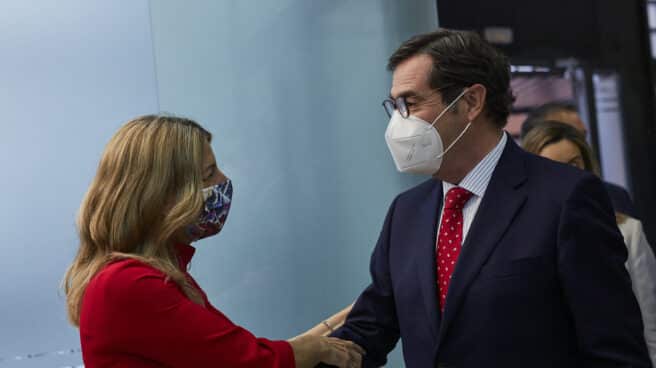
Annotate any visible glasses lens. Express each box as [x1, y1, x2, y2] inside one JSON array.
[[382, 100, 395, 118], [396, 97, 408, 118]]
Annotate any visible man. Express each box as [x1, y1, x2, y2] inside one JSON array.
[[521, 102, 638, 218], [325, 29, 650, 367]]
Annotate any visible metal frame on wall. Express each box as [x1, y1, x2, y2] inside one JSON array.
[[596, 0, 656, 243]]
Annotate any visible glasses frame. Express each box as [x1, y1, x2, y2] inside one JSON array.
[[382, 86, 454, 119], [382, 96, 409, 118]]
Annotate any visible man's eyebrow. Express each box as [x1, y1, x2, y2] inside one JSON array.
[[389, 91, 421, 99]]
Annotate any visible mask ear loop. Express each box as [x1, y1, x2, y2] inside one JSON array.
[[438, 121, 472, 159], [424, 88, 470, 159], [427, 88, 469, 129]]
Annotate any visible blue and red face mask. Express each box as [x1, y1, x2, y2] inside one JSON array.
[[186, 179, 233, 242]]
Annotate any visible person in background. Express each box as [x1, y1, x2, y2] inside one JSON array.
[[521, 101, 638, 218], [523, 120, 656, 366], [321, 28, 651, 368], [62, 115, 363, 368], [520, 102, 587, 137]]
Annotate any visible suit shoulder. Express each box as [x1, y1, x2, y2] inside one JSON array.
[[523, 151, 598, 193], [604, 181, 633, 202]]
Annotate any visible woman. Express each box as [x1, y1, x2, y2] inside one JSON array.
[[63, 115, 363, 367], [522, 120, 656, 366]]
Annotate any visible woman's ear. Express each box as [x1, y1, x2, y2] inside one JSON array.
[[462, 84, 487, 122]]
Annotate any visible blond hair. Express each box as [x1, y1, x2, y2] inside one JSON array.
[[63, 115, 211, 326], [522, 120, 628, 224], [522, 120, 600, 176]]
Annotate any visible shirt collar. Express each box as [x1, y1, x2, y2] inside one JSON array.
[[175, 243, 196, 270], [442, 132, 507, 198]]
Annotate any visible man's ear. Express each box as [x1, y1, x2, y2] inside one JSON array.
[[462, 84, 487, 122]]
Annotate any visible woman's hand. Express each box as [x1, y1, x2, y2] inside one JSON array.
[[288, 334, 364, 368]]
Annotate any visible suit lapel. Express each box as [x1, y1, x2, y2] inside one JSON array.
[[413, 181, 443, 340], [436, 139, 529, 347]]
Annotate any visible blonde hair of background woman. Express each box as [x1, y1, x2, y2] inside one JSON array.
[[63, 115, 211, 326], [522, 119, 627, 224]]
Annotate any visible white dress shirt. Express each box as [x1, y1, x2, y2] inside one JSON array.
[[619, 217, 656, 367], [437, 132, 507, 244]]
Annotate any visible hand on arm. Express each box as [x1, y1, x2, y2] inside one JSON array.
[[329, 198, 402, 367], [287, 334, 364, 368]]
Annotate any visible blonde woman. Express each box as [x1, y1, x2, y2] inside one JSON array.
[[522, 120, 656, 366], [63, 115, 363, 368]]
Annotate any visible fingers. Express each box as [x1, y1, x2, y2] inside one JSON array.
[[325, 337, 365, 354], [332, 345, 353, 368], [347, 341, 365, 356], [347, 343, 363, 368], [322, 337, 364, 368]]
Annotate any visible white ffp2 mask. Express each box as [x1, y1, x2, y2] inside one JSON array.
[[384, 89, 470, 175]]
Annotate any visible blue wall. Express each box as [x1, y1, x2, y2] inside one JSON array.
[[150, 1, 436, 366], [0, 1, 158, 367], [0, 1, 437, 366]]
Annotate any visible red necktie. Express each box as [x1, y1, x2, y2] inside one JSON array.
[[437, 187, 473, 311]]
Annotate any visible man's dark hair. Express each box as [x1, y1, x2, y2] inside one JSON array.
[[520, 102, 578, 139], [388, 29, 515, 128]]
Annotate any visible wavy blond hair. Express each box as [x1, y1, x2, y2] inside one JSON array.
[[522, 120, 628, 225], [63, 115, 211, 326]]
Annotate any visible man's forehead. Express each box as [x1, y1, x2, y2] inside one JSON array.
[[390, 54, 433, 98]]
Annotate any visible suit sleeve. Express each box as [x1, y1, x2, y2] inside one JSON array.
[[557, 174, 651, 368], [323, 197, 401, 368]]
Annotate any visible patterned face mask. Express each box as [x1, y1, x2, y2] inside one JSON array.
[[186, 179, 233, 242]]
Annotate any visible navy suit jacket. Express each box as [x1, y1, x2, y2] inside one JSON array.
[[329, 137, 650, 368]]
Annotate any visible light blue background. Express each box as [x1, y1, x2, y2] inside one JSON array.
[[0, 1, 437, 367], [0, 1, 158, 367]]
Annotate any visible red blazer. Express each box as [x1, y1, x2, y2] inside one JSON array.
[[79, 243, 295, 367]]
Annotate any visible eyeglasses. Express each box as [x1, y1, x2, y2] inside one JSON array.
[[382, 87, 457, 118], [382, 97, 410, 118]]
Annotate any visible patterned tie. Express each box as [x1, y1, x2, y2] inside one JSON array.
[[436, 187, 473, 311]]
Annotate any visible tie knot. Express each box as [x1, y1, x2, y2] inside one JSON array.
[[444, 187, 473, 210]]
